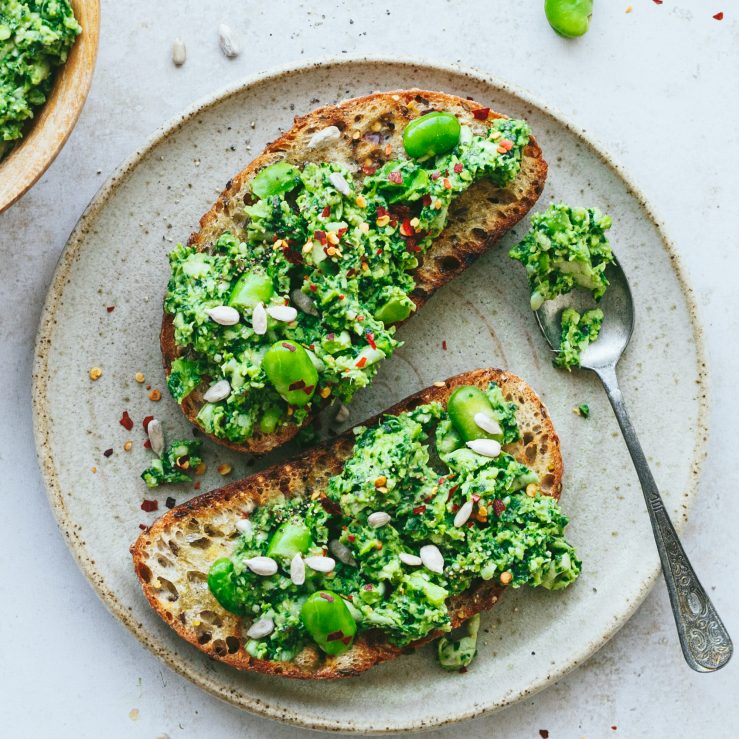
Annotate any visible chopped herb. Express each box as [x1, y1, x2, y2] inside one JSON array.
[[141, 439, 203, 488], [554, 307, 604, 370]]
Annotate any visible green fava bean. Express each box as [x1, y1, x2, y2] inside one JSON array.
[[266, 520, 313, 562], [251, 161, 301, 199], [447, 385, 502, 443], [259, 405, 282, 434], [262, 340, 319, 407], [300, 591, 357, 656], [207, 557, 242, 614], [374, 295, 414, 324], [544, 0, 592, 38], [403, 111, 461, 159], [229, 272, 274, 311]]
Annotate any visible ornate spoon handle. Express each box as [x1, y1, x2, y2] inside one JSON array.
[[595, 365, 732, 671]]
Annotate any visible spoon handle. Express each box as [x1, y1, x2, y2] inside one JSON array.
[[595, 365, 732, 672]]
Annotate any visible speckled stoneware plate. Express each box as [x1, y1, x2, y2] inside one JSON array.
[[32, 59, 707, 733]]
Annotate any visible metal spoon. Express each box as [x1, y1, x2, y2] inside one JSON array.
[[535, 260, 732, 672]]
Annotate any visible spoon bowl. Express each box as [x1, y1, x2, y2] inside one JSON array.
[[535, 261, 634, 370]]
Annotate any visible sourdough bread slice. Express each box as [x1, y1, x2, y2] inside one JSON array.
[[132, 368, 563, 679], [161, 90, 548, 454]]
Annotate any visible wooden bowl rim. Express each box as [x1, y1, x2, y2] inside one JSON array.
[[0, 0, 100, 214]]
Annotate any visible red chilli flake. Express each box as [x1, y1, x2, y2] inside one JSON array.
[[141, 499, 158, 512], [472, 107, 490, 120], [326, 630, 344, 642], [713, 11, 724, 19], [341, 635, 352, 645], [142, 415, 154, 432], [138, 523, 148, 531], [453, 162, 464, 174], [400, 218, 414, 237], [281, 342, 296, 352], [347, 534, 356, 543], [366, 332, 377, 350], [413, 504, 427, 515], [321, 205, 331, 218], [302, 385, 315, 396], [431, 170, 441, 180], [319, 592, 335, 602], [493, 499, 506, 516], [422, 194, 432, 206], [652, 0, 662, 3], [119, 411, 134, 431], [103, 448, 113, 458], [539, 732, 550, 739], [314, 229, 327, 244], [442, 340, 447, 351], [106, 306, 115, 313], [143, 439, 151, 449], [288, 379, 306, 391], [362, 163, 377, 175], [194, 481, 201, 490], [356, 356, 367, 368], [165, 497, 176, 509], [387, 170, 403, 184], [320, 497, 342, 516]]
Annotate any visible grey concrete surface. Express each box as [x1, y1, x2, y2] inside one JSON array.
[[1, 1, 737, 737]]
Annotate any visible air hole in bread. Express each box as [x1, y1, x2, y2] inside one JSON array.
[[438, 255, 461, 273], [525, 444, 537, 463], [188, 537, 211, 549], [471, 227, 488, 241], [154, 577, 179, 602], [187, 570, 207, 584], [197, 631, 212, 645], [226, 636, 240, 654], [199, 610, 223, 628], [167, 539, 180, 556], [137, 563, 152, 583], [523, 431, 535, 445], [204, 524, 224, 538], [157, 556, 173, 569], [541, 473, 555, 492]]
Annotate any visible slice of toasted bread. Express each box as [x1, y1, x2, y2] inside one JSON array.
[[161, 89, 548, 455], [132, 368, 563, 679]]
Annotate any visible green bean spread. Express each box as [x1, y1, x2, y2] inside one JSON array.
[[164, 112, 531, 443], [207, 384, 580, 662], [0, 0, 81, 157]]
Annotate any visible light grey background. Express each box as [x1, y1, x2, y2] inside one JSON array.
[[1, 1, 737, 737]]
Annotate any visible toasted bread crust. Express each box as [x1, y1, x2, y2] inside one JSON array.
[[132, 368, 563, 679], [161, 90, 548, 454]]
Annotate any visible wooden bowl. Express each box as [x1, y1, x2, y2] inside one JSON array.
[[0, 0, 100, 213]]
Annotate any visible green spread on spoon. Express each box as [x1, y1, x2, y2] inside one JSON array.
[[206, 384, 581, 663], [164, 113, 531, 443]]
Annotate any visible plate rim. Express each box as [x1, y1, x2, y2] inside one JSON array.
[[31, 56, 709, 734]]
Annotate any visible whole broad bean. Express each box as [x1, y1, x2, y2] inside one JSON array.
[[207, 557, 242, 614], [229, 272, 274, 311], [544, 0, 593, 37], [374, 294, 414, 325], [262, 340, 319, 406], [300, 591, 358, 656], [266, 520, 313, 563], [402, 111, 461, 159], [251, 161, 301, 199], [447, 385, 502, 443]]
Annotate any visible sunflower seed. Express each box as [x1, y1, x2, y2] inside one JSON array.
[[203, 379, 231, 403], [453, 500, 474, 528], [466, 438, 502, 458], [290, 553, 306, 585], [307, 126, 341, 149], [218, 24, 240, 58], [171, 38, 186, 66], [328, 172, 351, 196], [420, 544, 444, 574], [368, 511, 391, 529], [266, 304, 298, 323], [304, 556, 336, 573], [146, 418, 165, 455], [329, 539, 357, 567], [252, 302, 268, 335], [399, 552, 423, 567], [245, 556, 278, 576], [333, 402, 350, 424], [246, 617, 274, 639], [290, 288, 318, 316], [473, 412, 502, 436], [235, 518, 253, 536], [206, 305, 240, 325]]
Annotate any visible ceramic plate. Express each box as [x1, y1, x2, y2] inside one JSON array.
[[32, 59, 707, 733]]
